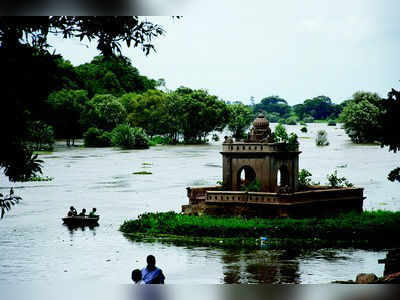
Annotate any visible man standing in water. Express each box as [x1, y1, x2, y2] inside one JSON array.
[[141, 255, 165, 284]]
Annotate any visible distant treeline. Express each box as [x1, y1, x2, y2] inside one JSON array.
[[25, 54, 352, 151]]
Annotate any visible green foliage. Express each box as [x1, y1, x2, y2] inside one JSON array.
[[293, 96, 341, 120], [340, 92, 383, 143], [327, 170, 353, 187], [76, 56, 158, 98], [286, 116, 297, 125], [379, 87, 400, 183], [27, 121, 55, 151], [240, 179, 261, 192], [24, 176, 53, 182], [120, 211, 400, 249], [133, 171, 152, 175], [3, 150, 43, 182], [300, 126, 308, 133], [227, 103, 254, 139], [47, 89, 88, 145], [303, 115, 314, 123], [0, 188, 22, 219], [212, 134, 220, 142], [254, 96, 291, 118], [149, 136, 173, 145], [125, 89, 169, 137], [298, 169, 312, 190], [274, 124, 289, 143], [265, 112, 280, 123], [0, 16, 166, 182], [327, 120, 336, 126], [82, 94, 127, 131], [174, 87, 229, 143], [316, 130, 329, 146], [388, 168, 400, 182], [111, 124, 150, 149], [83, 127, 112, 147]]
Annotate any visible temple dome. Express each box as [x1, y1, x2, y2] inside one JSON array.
[[253, 113, 269, 128]]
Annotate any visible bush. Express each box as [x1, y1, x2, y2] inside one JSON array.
[[266, 112, 280, 123], [212, 134, 220, 142], [303, 115, 314, 123], [298, 169, 312, 190], [299, 121, 306, 126], [300, 126, 308, 133], [111, 124, 150, 149], [149, 136, 173, 146], [84, 127, 112, 147], [274, 123, 289, 143], [240, 179, 261, 192], [327, 170, 353, 187], [328, 120, 336, 126], [286, 116, 297, 125], [316, 130, 329, 146]]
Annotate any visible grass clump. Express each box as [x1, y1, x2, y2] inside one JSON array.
[[120, 211, 400, 249]]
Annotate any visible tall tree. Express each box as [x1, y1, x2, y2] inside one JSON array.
[[227, 103, 254, 139]]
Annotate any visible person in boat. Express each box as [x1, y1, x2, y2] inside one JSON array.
[[67, 206, 77, 217], [88, 208, 97, 218], [141, 255, 165, 284], [131, 269, 144, 284], [78, 208, 86, 217]]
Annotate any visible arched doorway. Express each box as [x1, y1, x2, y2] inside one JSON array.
[[237, 166, 256, 190], [277, 165, 289, 188]]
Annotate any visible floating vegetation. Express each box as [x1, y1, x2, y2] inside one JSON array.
[[26, 176, 54, 182], [133, 171, 152, 175], [337, 164, 348, 168], [33, 150, 53, 155], [142, 162, 152, 166]]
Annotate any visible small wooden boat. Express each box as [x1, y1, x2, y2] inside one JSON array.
[[62, 215, 100, 227]]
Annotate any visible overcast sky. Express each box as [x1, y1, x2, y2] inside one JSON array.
[[48, 0, 400, 105]]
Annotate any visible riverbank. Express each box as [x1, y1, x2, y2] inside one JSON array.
[[120, 211, 400, 249]]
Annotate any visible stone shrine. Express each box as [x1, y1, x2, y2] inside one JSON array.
[[182, 114, 365, 218]]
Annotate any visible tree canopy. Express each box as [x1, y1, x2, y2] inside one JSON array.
[[0, 16, 166, 181]]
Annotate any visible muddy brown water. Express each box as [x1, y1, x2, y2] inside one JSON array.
[[1, 124, 398, 283]]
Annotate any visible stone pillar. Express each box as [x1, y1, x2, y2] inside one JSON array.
[[222, 155, 232, 190]]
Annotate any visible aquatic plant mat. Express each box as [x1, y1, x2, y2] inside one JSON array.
[[120, 211, 400, 250]]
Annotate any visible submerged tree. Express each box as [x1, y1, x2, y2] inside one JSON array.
[[227, 103, 254, 139], [340, 92, 383, 143]]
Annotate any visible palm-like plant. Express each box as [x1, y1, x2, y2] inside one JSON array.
[[1, 188, 22, 219], [3, 147, 43, 182]]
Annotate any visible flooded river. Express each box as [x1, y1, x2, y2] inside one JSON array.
[[1, 124, 398, 283]]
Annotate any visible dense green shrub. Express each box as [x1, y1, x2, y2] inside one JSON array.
[[83, 127, 112, 147], [327, 120, 336, 126], [316, 130, 329, 146], [303, 115, 314, 123], [298, 169, 312, 190], [111, 124, 150, 149], [300, 126, 307, 133], [286, 116, 297, 125], [240, 179, 261, 192], [120, 211, 400, 249], [327, 170, 353, 187], [149, 135, 173, 146], [339, 92, 383, 143]]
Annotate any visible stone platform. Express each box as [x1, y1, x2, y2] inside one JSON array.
[[182, 186, 365, 218]]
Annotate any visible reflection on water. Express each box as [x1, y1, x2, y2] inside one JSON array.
[[0, 124, 394, 283]]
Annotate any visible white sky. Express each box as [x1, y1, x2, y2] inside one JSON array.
[[48, 0, 400, 105]]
